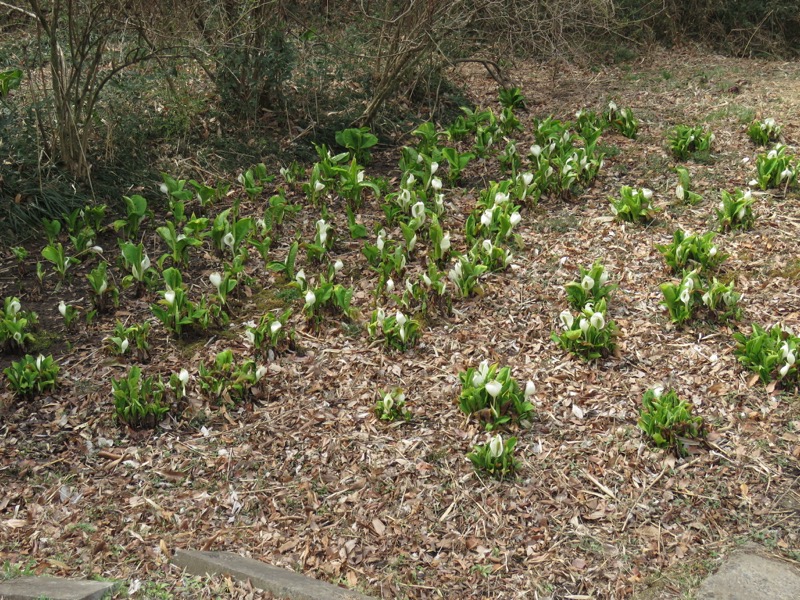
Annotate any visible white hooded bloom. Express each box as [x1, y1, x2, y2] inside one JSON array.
[[590, 312, 605, 330], [422, 273, 432, 286], [406, 173, 416, 187], [652, 385, 664, 398], [525, 380, 536, 398], [489, 434, 504, 458], [780, 364, 790, 378], [270, 321, 282, 335], [382, 393, 394, 413], [723, 291, 737, 306], [430, 162, 439, 175], [510, 212, 521, 227], [376, 235, 385, 252], [357, 170, 365, 183], [440, 232, 451, 253], [560, 310, 574, 330], [36, 354, 44, 369], [178, 369, 190, 386], [164, 291, 176, 306], [702, 291, 712, 306], [431, 177, 442, 192], [608, 100, 618, 112], [680, 287, 691, 305], [159, 183, 169, 195], [58, 300, 67, 317], [222, 232, 235, 250], [8, 300, 20, 316], [316, 219, 329, 246], [386, 278, 395, 292], [304, 289, 316, 307], [530, 144, 542, 158], [210, 272, 222, 289], [314, 181, 325, 193], [642, 188, 653, 200], [243, 324, 255, 345], [295, 269, 306, 286], [482, 239, 493, 254], [709, 246, 717, 257], [485, 380, 502, 398], [376, 308, 385, 325], [494, 192, 509, 205], [411, 201, 426, 221], [676, 184, 685, 200], [768, 149, 778, 160], [449, 260, 463, 284], [255, 365, 268, 382], [334, 259, 344, 273], [599, 270, 609, 286], [581, 275, 595, 291], [481, 209, 494, 228], [408, 234, 417, 252], [395, 311, 407, 327], [579, 318, 590, 335], [473, 360, 489, 387], [120, 338, 129, 353], [522, 172, 533, 187]]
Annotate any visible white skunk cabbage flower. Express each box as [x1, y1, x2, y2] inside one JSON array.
[[489, 434, 504, 458], [304, 289, 316, 308], [485, 380, 502, 398]]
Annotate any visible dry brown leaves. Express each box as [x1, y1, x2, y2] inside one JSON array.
[[1, 48, 800, 599]]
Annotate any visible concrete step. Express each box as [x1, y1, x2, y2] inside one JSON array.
[[0, 576, 117, 600], [172, 549, 375, 600]]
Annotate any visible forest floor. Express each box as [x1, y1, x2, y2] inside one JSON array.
[[1, 47, 800, 599]]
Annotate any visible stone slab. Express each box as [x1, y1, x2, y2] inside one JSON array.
[[172, 549, 375, 600], [0, 576, 116, 600], [697, 545, 800, 600]]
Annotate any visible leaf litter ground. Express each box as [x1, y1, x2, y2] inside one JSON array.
[[1, 49, 799, 599]]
